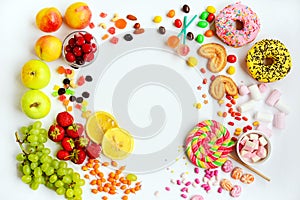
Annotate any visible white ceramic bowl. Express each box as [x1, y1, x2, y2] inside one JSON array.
[[236, 130, 271, 165]]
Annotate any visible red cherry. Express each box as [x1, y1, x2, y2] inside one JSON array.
[[64, 45, 72, 53], [73, 46, 82, 57], [83, 52, 94, 62], [82, 43, 92, 53], [84, 33, 93, 43], [75, 36, 85, 46], [174, 19, 182, 28], [65, 52, 76, 62], [68, 38, 76, 47], [227, 55, 237, 63]]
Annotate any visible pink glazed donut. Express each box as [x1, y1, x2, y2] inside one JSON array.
[[215, 2, 260, 47]]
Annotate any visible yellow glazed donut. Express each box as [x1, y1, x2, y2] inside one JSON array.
[[246, 39, 292, 83]]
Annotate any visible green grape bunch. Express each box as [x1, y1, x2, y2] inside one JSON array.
[[15, 121, 85, 200]]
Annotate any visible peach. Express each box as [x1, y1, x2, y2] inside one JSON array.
[[34, 35, 62, 62], [64, 2, 92, 29], [36, 7, 63, 32]]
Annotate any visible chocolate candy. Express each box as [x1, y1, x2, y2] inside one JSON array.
[[186, 32, 194, 40], [182, 4, 190, 13], [158, 26, 166, 34]]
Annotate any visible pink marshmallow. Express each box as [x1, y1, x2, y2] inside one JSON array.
[[273, 112, 286, 129], [240, 136, 249, 146], [238, 85, 250, 96], [258, 83, 268, 93], [241, 150, 252, 159], [266, 89, 281, 106], [256, 146, 267, 158], [256, 124, 272, 138], [251, 154, 261, 162], [243, 140, 256, 152]]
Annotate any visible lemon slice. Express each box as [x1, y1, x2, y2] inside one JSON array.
[[85, 111, 119, 144], [102, 128, 134, 160]]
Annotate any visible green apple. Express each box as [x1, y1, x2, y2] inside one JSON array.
[[21, 90, 51, 119], [21, 60, 51, 89]]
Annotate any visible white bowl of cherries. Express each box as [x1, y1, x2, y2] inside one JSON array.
[[62, 31, 98, 68]]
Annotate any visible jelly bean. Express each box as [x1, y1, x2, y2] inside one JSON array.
[[174, 19, 182, 28], [204, 29, 214, 37], [206, 13, 215, 23], [226, 66, 236, 75], [110, 36, 119, 44], [195, 34, 204, 43], [182, 4, 190, 13], [108, 27, 116, 34], [200, 11, 209, 20], [133, 23, 140, 29], [167, 35, 180, 48], [206, 5, 216, 14], [126, 14, 137, 21], [124, 34, 133, 41], [133, 28, 145, 34], [167, 9, 175, 18], [186, 56, 198, 67], [153, 15, 162, 23], [177, 44, 190, 56], [186, 32, 194, 40], [227, 55, 237, 63], [197, 20, 208, 28], [158, 26, 166, 34], [126, 173, 137, 181], [99, 12, 107, 18]]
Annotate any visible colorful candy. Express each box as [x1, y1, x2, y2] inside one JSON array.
[[185, 120, 235, 169], [220, 179, 233, 191], [230, 185, 242, 197], [227, 55, 237, 63], [240, 173, 255, 184], [231, 167, 243, 180], [174, 19, 182, 28], [221, 160, 233, 173], [195, 34, 204, 43], [186, 56, 198, 67], [197, 21, 208, 28], [153, 15, 162, 23]]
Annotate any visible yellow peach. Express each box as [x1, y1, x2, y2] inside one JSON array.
[[34, 35, 62, 62], [64, 2, 92, 29], [36, 7, 63, 32]]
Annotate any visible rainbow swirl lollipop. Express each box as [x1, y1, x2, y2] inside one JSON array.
[[185, 120, 235, 169]]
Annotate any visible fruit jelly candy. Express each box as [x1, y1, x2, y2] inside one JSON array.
[[77, 76, 85, 86], [110, 36, 119, 44]]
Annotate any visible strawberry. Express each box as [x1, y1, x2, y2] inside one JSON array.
[[48, 124, 65, 142], [75, 137, 89, 149], [66, 124, 80, 138], [57, 149, 71, 160], [71, 148, 86, 164], [56, 111, 74, 127], [61, 137, 75, 152]]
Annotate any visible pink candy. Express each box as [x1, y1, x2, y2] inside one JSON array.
[[190, 195, 204, 200], [238, 85, 250, 96], [266, 89, 281, 106], [230, 185, 242, 197], [221, 160, 233, 173], [273, 112, 286, 129]]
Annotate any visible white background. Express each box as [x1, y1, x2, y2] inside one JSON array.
[[1, 0, 300, 200]]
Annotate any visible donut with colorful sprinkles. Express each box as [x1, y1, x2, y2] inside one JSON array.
[[215, 2, 260, 47], [246, 39, 292, 83]]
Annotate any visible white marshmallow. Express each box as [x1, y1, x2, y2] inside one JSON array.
[[255, 111, 273, 123], [274, 99, 290, 114], [248, 84, 262, 101], [237, 100, 256, 113]]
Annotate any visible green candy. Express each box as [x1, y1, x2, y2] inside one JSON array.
[[196, 34, 204, 44], [200, 11, 209, 20], [197, 20, 208, 28]]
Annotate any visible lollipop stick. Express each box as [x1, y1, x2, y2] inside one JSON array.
[[183, 16, 187, 45], [177, 15, 197, 37], [228, 153, 271, 182]]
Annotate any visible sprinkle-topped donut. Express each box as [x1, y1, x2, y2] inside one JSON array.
[[185, 120, 235, 169], [215, 2, 260, 47], [246, 39, 292, 82]]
